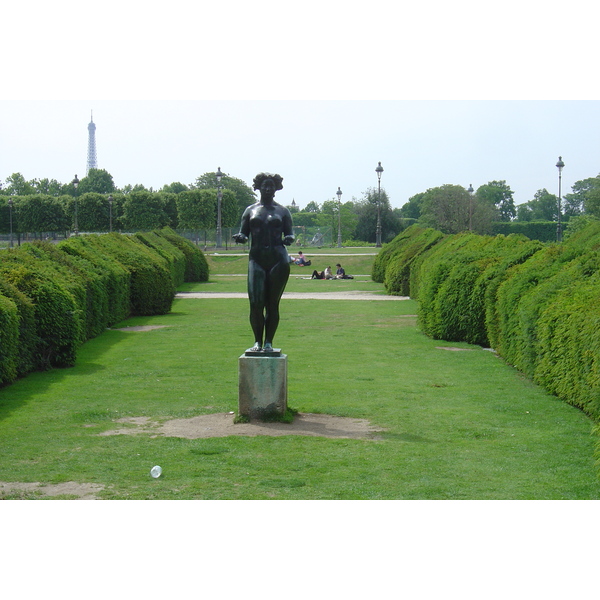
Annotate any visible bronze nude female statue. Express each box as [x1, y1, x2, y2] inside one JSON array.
[[233, 172, 294, 352]]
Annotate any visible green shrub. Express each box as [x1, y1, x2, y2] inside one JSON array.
[[534, 271, 600, 418], [158, 227, 209, 282], [135, 230, 186, 288], [20, 241, 106, 342], [0, 231, 198, 385], [0, 293, 19, 385], [0, 277, 37, 379], [491, 221, 563, 242], [416, 233, 552, 348], [405, 220, 600, 423], [0, 263, 80, 369], [59, 236, 131, 328], [372, 225, 445, 296], [78, 233, 174, 316]]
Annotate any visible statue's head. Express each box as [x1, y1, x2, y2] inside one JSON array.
[[253, 172, 283, 193]]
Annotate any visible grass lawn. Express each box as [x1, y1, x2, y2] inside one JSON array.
[[1, 250, 599, 500], [206, 248, 377, 277]]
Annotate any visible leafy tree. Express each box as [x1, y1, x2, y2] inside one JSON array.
[[563, 214, 600, 239], [3, 173, 36, 196], [563, 174, 600, 218], [32, 178, 64, 196], [120, 191, 168, 230], [583, 185, 600, 218], [419, 184, 495, 234], [176, 189, 216, 231], [516, 189, 558, 222], [77, 169, 116, 195], [73, 193, 113, 231], [158, 192, 179, 228], [194, 172, 255, 221], [352, 188, 399, 243], [476, 180, 515, 221], [291, 211, 319, 228], [400, 192, 426, 219], [161, 182, 189, 194], [316, 199, 359, 243], [220, 189, 240, 228], [304, 201, 321, 213], [10, 195, 69, 235], [286, 200, 300, 214], [120, 183, 149, 194]]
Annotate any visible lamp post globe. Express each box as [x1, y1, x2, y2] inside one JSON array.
[[336, 187, 343, 248], [216, 167, 223, 248], [556, 156, 565, 242], [375, 162, 383, 247]]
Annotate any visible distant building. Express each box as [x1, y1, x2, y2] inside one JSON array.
[[86, 111, 97, 174]]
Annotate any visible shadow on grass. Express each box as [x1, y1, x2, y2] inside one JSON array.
[[0, 329, 132, 424]]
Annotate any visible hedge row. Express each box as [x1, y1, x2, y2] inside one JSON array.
[[376, 223, 600, 420], [491, 220, 563, 242], [0, 228, 208, 385]]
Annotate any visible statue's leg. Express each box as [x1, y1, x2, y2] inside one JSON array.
[[264, 260, 290, 346], [248, 260, 267, 348]]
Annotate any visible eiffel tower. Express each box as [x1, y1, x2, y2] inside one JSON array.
[[86, 111, 97, 174]]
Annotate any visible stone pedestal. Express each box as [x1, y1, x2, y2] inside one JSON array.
[[238, 352, 288, 420]]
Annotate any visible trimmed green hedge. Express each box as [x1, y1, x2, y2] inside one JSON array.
[[59, 235, 131, 330], [0, 260, 81, 370], [0, 230, 208, 386], [135, 230, 187, 288], [380, 221, 600, 421], [491, 220, 564, 242], [74, 233, 175, 316], [159, 227, 209, 282], [372, 226, 445, 295]]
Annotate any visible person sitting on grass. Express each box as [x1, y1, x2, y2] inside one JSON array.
[[293, 251, 311, 266], [311, 266, 333, 280], [334, 264, 353, 279]]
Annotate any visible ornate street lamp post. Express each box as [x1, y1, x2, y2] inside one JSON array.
[[556, 156, 565, 242], [467, 184, 474, 231], [8, 197, 13, 248], [108, 195, 114, 232], [336, 186, 343, 248], [216, 167, 223, 248], [72, 175, 80, 236], [375, 162, 383, 247]]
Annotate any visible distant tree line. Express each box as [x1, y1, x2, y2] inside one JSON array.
[[5, 168, 599, 244], [398, 174, 600, 238], [0, 169, 406, 244]]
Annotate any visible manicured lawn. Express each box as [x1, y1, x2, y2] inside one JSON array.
[[0, 263, 598, 498], [205, 249, 377, 277]]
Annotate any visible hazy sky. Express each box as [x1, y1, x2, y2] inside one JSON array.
[[1, 100, 598, 210]]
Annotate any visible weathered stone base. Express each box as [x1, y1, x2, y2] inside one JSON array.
[[238, 353, 287, 420]]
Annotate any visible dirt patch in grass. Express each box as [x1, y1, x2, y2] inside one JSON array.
[[436, 346, 475, 352], [99, 413, 385, 440], [0, 480, 104, 500]]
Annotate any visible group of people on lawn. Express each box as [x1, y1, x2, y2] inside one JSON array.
[[290, 253, 350, 280]]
